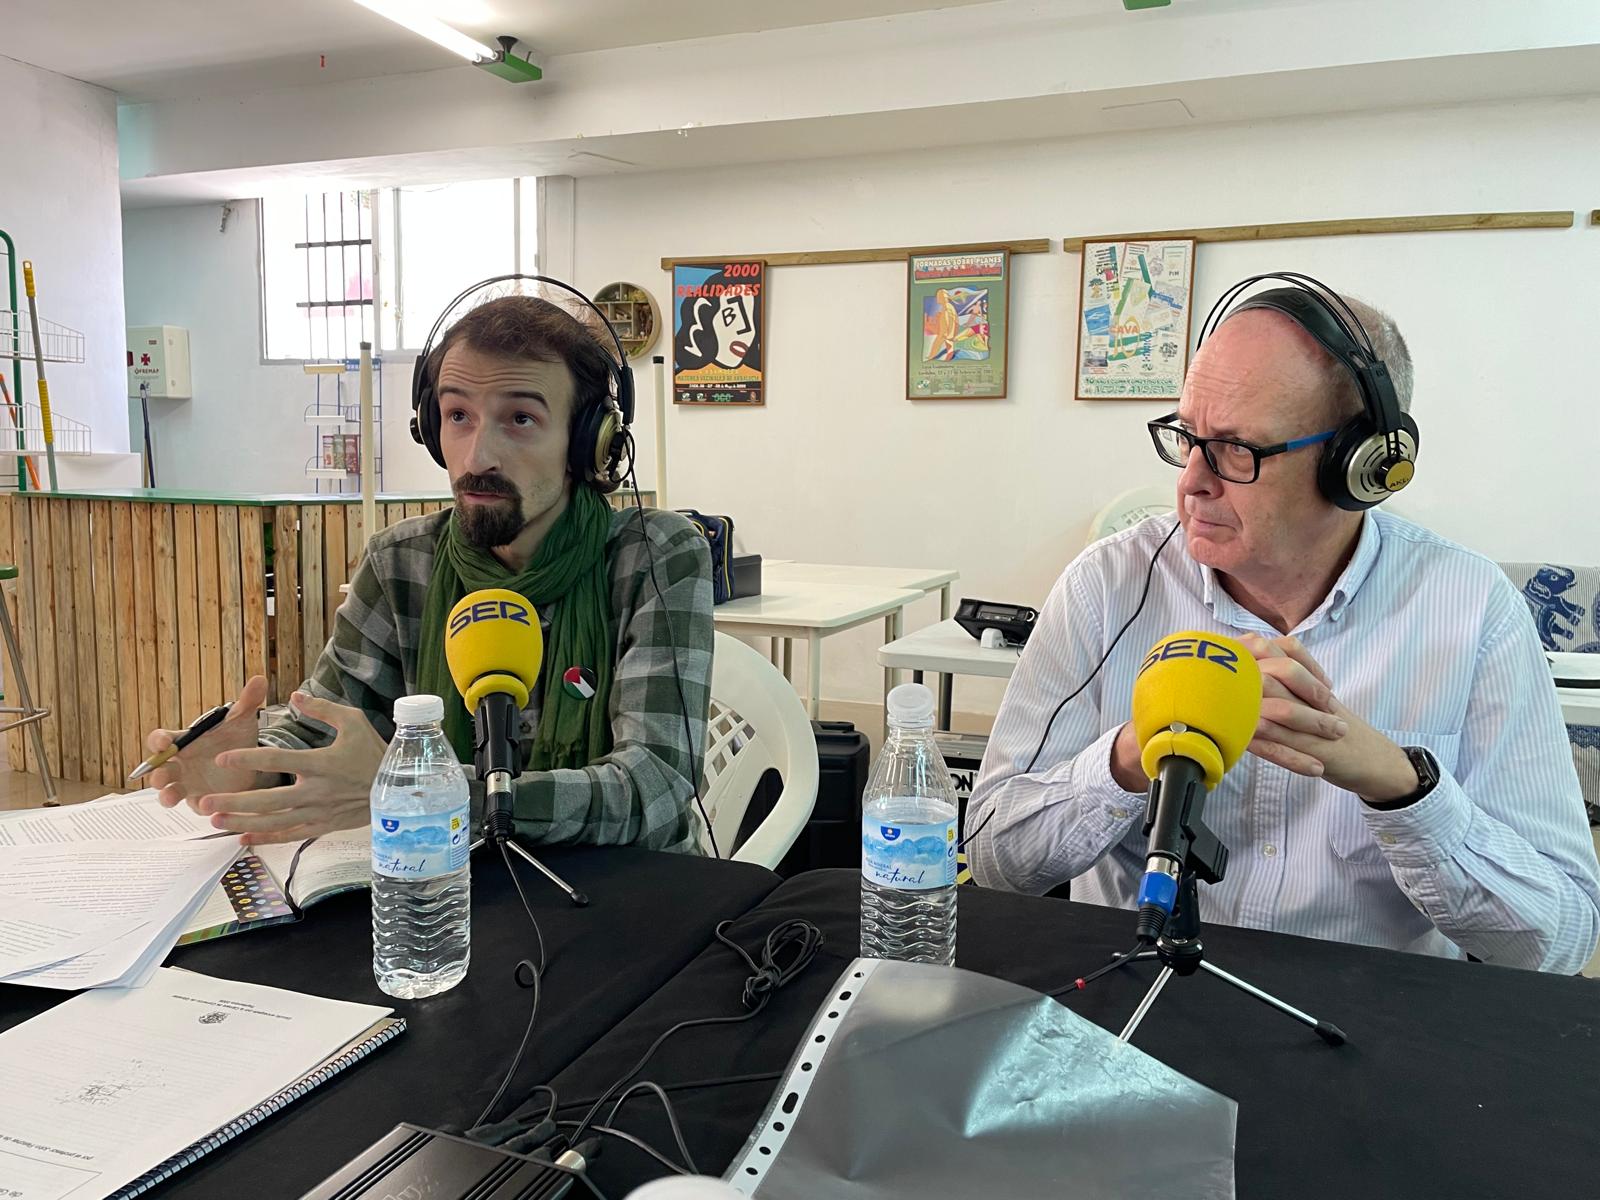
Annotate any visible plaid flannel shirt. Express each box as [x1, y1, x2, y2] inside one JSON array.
[[261, 505, 713, 853]]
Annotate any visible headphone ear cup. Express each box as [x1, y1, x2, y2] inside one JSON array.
[[592, 407, 626, 494], [568, 364, 630, 494], [1318, 412, 1419, 511], [410, 356, 446, 469]]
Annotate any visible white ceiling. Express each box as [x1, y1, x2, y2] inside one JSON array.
[[8, 0, 1013, 100]]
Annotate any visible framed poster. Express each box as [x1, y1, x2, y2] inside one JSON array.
[[906, 250, 1009, 399], [672, 260, 765, 406], [1074, 238, 1195, 401]]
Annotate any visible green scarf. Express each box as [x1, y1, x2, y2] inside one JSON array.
[[417, 488, 615, 772]]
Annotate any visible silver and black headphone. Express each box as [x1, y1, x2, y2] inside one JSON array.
[[1196, 271, 1420, 511], [409, 273, 633, 494]]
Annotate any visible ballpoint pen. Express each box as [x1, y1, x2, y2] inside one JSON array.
[[128, 702, 233, 781]]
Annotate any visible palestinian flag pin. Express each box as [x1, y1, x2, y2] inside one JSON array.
[[562, 666, 597, 701]]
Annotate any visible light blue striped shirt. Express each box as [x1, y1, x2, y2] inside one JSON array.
[[967, 510, 1600, 973]]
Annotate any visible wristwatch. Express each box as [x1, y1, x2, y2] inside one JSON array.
[[1364, 746, 1440, 811]]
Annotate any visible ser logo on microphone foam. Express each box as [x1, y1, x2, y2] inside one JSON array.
[[448, 598, 533, 638], [1138, 636, 1240, 676]]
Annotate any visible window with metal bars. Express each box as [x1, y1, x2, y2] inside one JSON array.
[[260, 179, 530, 362]]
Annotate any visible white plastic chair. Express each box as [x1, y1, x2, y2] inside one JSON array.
[[701, 633, 820, 867], [1086, 484, 1176, 546]]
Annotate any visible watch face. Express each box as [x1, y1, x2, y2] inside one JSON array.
[[1406, 746, 1440, 788]]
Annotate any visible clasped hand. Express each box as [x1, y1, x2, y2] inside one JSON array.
[[1239, 634, 1417, 804]]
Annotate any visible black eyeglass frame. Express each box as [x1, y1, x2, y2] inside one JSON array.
[[1147, 411, 1338, 484]]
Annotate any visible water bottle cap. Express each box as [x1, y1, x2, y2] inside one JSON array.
[[393, 694, 444, 725], [886, 682, 936, 728]]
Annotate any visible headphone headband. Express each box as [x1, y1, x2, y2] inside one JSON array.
[[1195, 271, 1418, 512], [410, 273, 634, 492]]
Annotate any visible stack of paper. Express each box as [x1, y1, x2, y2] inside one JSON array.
[[0, 793, 242, 990]]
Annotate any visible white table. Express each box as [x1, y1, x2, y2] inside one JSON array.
[[878, 622, 1600, 732], [1562, 689, 1599, 727], [762, 562, 959, 620], [713, 583, 923, 718], [877, 617, 1020, 729], [762, 562, 959, 698]]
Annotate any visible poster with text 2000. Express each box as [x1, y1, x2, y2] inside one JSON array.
[[672, 261, 766, 406]]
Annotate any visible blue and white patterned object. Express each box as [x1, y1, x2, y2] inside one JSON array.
[[1500, 560, 1600, 823]]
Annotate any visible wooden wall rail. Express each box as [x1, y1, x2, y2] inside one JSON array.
[[1061, 211, 1576, 253], [0, 492, 649, 789]]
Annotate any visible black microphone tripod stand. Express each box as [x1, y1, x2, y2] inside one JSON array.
[[1116, 830, 1345, 1047], [468, 691, 589, 907]]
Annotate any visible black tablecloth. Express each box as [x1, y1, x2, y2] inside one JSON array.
[[0, 846, 779, 1199], [546, 869, 1600, 1198]]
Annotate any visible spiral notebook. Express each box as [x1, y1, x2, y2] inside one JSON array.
[[0, 968, 401, 1200]]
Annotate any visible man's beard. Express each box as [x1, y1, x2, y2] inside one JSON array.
[[453, 474, 527, 548]]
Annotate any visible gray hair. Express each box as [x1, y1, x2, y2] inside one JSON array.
[[1326, 294, 1413, 421]]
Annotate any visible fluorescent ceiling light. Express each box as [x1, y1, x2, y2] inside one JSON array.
[[352, 0, 495, 61]]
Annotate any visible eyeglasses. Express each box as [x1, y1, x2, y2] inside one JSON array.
[[1147, 412, 1338, 484]]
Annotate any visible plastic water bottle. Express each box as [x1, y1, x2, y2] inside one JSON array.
[[860, 683, 958, 965], [371, 694, 472, 999]]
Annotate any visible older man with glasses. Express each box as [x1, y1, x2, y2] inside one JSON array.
[[965, 279, 1599, 974]]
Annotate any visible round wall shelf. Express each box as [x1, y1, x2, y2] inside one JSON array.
[[593, 282, 661, 360]]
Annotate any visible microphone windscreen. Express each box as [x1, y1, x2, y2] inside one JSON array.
[[444, 589, 544, 712], [1131, 631, 1261, 785]]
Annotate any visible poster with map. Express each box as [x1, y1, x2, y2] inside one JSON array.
[[906, 250, 1009, 399], [1075, 238, 1195, 401]]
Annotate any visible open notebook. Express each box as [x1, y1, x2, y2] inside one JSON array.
[[180, 829, 371, 944], [0, 967, 402, 1200]]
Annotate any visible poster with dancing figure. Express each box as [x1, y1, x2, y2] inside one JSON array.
[[906, 250, 1009, 399], [672, 261, 766, 406]]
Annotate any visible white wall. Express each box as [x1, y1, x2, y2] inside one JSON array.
[[0, 55, 128, 456], [567, 96, 1600, 713], [121, 200, 443, 495]]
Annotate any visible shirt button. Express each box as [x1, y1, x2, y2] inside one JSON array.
[[1111, 808, 1129, 820], [1379, 833, 1397, 846], [1262, 843, 1277, 857]]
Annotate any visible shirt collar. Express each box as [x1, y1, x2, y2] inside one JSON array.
[[1196, 512, 1382, 629]]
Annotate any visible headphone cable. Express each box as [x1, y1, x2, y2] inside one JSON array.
[[625, 456, 720, 859], [959, 518, 1177, 855]]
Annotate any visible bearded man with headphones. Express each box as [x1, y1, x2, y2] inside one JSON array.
[[967, 273, 1599, 974], [144, 282, 713, 855]]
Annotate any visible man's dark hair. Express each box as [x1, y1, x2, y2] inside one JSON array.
[[426, 294, 616, 421]]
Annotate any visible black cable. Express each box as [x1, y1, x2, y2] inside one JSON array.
[[556, 1121, 690, 1177], [471, 842, 549, 1131], [959, 519, 1180, 855], [552, 1070, 785, 1116], [569, 918, 822, 1146], [625, 454, 720, 859], [499, 837, 549, 975], [1050, 940, 1147, 998], [606, 1081, 699, 1175]]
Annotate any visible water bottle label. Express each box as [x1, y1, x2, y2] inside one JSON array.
[[861, 818, 957, 890], [371, 804, 470, 879]]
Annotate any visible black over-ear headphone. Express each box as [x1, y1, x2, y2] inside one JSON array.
[[1195, 271, 1419, 512], [410, 273, 634, 494]]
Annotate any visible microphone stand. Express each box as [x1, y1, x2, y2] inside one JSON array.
[[468, 692, 589, 907], [1117, 850, 1346, 1047]]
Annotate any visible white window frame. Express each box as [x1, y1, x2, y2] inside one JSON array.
[[259, 178, 535, 364]]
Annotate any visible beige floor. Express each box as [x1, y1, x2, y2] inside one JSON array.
[[3, 763, 1598, 978], [0, 766, 115, 811]]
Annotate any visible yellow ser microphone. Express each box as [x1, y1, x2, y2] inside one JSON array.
[[1130, 631, 1262, 942], [445, 589, 543, 842]]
